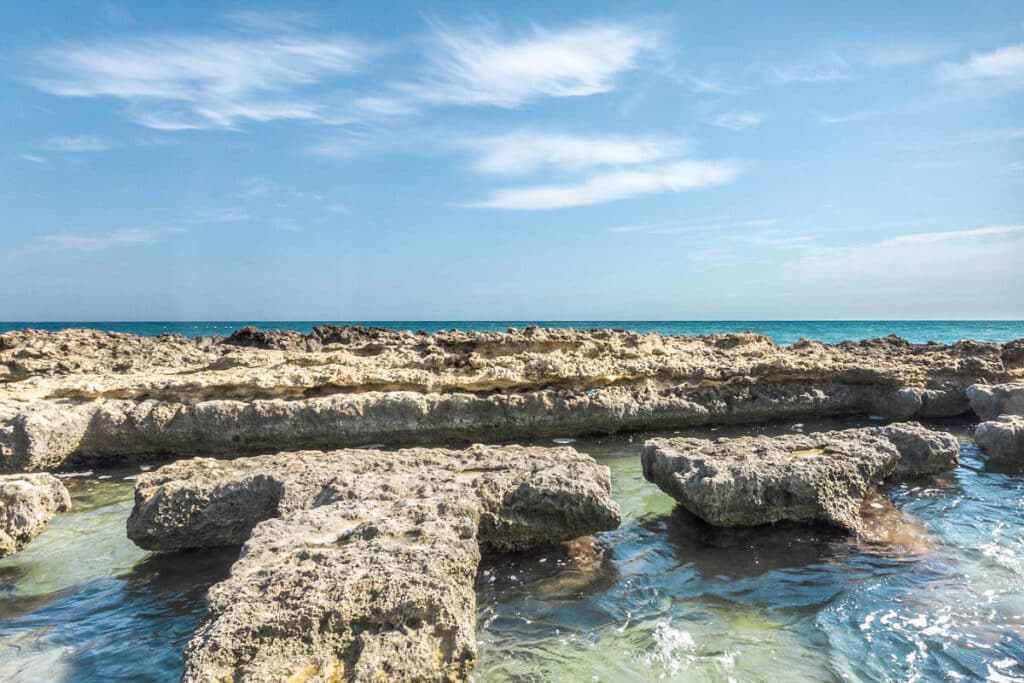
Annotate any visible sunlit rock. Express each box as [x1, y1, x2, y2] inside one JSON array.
[[128, 444, 620, 682], [0, 473, 70, 557], [641, 423, 959, 532]]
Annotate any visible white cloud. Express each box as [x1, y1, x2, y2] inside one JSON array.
[[32, 30, 369, 129], [399, 21, 660, 108], [786, 225, 1024, 283], [467, 159, 741, 210], [460, 131, 682, 175], [36, 228, 157, 250], [939, 43, 1024, 88], [40, 135, 110, 152], [761, 50, 853, 85], [20, 154, 47, 164], [194, 207, 252, 223], [710, 110, 762, 131]]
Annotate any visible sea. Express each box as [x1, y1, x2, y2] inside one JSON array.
[[0, 321, 1022, 682], [2, 319, 1024, 345]]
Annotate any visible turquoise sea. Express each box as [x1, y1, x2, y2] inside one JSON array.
[[2, 320, 1024, 344], [0, 321, 1022, 681]]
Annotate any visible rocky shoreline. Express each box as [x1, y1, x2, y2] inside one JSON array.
[[0, 325, 1021, 681], [2, 326, 1021, 471]]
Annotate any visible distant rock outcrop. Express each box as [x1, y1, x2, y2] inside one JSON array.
[[1, 326, 1020, 471]]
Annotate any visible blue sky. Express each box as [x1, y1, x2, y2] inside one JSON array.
[[2, 1, 1022, 320]]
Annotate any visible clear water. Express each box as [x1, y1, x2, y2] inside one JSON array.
[[1, 320, 1023, 345], [0, 419, 1021, 682]]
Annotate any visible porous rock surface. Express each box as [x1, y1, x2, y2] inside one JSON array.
[[967, 381, 1024, 420], [2, 326, 1020, 471], [641, 423, 960, 531], [0, 473, 70, 556], [128, 444, 620, 682], [975, 414, 1024, 462]]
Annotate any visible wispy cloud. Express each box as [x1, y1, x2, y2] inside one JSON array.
[[40, 135, 110, 152], [467, 160, 741, 210], [686, 39, 947, 93], [194, 207, 252, 223], [459, 131, 683, 175], [710, 110, 762, 131], [786, 225, 1024, 282], [938, 43, 1024, 88], [397, 21, 661, 109], [32, 28, 369, 129], [36, 228, 157, 250], [608, 217, 778, 234], [20, 153, 47, 164]]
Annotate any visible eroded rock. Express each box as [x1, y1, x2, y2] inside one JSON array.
[[2, 326, 1019, 470], [641, 423, 959, 531], [967, 381, 1024, 420], [128, 445, 620, 682], [0, 473, 70, 556], [975, 414, 1024, 462]]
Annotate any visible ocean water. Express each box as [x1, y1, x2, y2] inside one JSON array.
[[2, 320, 1024, 345], [0, 419, 1021, 682]]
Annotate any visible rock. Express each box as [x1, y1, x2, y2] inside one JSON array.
[[128, 445, 620, 681], [2, 326, 1018, 470], [0, 473, 71, 556], [641, 423, 959, 531], [975, 414, 1024, 461], [967, 381, 1024, 420], [879, 422, 961, 475]]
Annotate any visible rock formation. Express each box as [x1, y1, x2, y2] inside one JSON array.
[[127, 444, 620, 682], [641, 423, 960, 531], [975, 414, 1024, 462], [1, 326, 1020, 471], [969, 381, 1024, 462], [0, 473, 70, 556], [967, 381, 1024, 420]]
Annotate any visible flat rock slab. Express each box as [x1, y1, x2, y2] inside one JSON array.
[[975, 415, 1024, 462], [3, 327, 1020, 471], [641, 423, 959, 531], [128, 445, 620, 682], [0, 473, 70, 557], [968, 381, 1024, 420]]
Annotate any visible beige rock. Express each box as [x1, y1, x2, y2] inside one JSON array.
[[975, 414, 1024, 461], [2, 326, 1019, 470], [0, 473, 70, 556], [967, 381, 1024, 420], [128, 445, 620, 682], [641, 423, 960, 531]]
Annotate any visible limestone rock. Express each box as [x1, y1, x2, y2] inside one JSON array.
[[975, 414, 1024, 461], [0, 473, 70, 556], [128, 445, 620, 682], [2, 326, 1019, 470], [641, 423, 959, 531], [967, 381, 1024, 420]]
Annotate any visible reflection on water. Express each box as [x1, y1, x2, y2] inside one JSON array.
[[0, 418, 1021, 681]]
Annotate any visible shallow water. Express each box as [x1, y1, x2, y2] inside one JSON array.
[[0, 419, 1022, 682]]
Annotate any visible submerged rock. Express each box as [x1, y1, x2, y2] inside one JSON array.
[[967, 381, 1024, 420], [1, 327, 1018, 471], [641, 423, 959, 531], [0, 473, 70, 557], [128, 445, 620, 682], [975, 414, 1024, 462]]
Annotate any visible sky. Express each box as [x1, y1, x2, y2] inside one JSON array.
[[1, 1, 1022, 321]]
